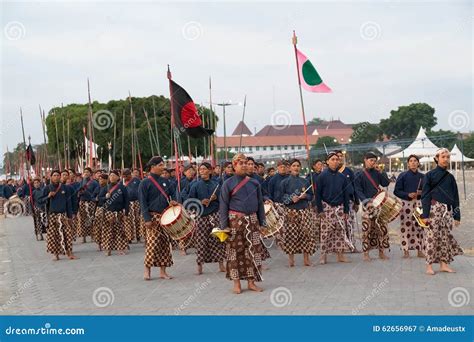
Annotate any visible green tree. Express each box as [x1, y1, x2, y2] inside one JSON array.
[[379, 103, 437, 139], [350, 122, 382, 144], [461, 135, 474, 158], [307, 117, 324, 126], [43, 95, 217, 169], [313, 136, 340, 149], [426, 129, 457, 149]]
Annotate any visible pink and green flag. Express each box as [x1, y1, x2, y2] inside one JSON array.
[[296, 48, 332, 93]]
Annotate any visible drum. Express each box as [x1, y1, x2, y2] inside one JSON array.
[[4, 196, 26, 218], [372, 191, 402, 224], [160, 204, 195, 240], [260, 203, 283, 238]]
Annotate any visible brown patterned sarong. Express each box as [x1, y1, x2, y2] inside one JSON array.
[[33, 207, 47, 236], [46, 213, 74, 255], [92, 206, 105, 246], [361, 202, 390, 252], [144, 213, 173, 267], [320, 202, 352, 255], [424, 201, 463, 264], [399, 199, 424, 252], [101, 210, 128, 251], [194, 211, 225, 264], [77, 201, 96, 238], [125, 200, 141, 242], [281, 207, 317, 255], [226, 213, 263, 282]]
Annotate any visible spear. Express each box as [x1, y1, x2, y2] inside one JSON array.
[[143, 108, 155, 156], [67, 112, 71, 170], [112, 112, 117, 169], [238, 95, 247, 152], [121, 109, 125, 170], [152, 97, 161, 155], [61, 105, 67, 169], [87, 79, 94, 167], [53, 110, 62, 169], [128, 92, 136, 168]]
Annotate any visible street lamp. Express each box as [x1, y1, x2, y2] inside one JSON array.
[[215, 101, 239, 160]]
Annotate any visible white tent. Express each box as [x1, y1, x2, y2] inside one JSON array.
[[389, 126, 439, 159], [450, 144, 474, 162]]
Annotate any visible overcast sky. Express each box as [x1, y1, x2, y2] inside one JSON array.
[[1, 0, 472, 158]]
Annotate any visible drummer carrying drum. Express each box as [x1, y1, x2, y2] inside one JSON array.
[[138, 156, 178, 281], [354, 151, 391, 261]]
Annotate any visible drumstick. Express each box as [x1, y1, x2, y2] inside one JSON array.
[[298, 185, 313, 197], [206, 184, 220, 207]]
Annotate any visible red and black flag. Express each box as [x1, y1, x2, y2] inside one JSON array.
[[170, 80, 214, 138], [25, 143, 36, 166]]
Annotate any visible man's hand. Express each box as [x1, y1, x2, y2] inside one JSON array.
[[318, 212, 325, 219], [201, 199, 210, 206], [343, 213, 349, 221], [299, 193, 307, 200], [292, 195, 300, 203], [264, 199, 273, 205], [210, 194, 217, 201], [353, 203, 359, 212], [408, 192, 417, 199], [170, 200, 179, 206], [454, 220, 461, 227], [421, 218, 430, 226], [48, 192, 55, 198], [145, 221, 152, 228]]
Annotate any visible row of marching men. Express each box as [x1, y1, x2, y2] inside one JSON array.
[[31, 147, 463, 295]]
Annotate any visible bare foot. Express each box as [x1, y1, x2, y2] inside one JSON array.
[[106, 250, 111, 256], [197, 264, 203, 275], [379, 252, 389, 260], [440, 265, 456, 273], [233, 287, 242, 294], [304, 260, 313, 266], [288, 255, 295, 267], [118, 250, 126, 255], [337, 254, 351, 263], [179, 249, 187, 256], [403, 251, 409, 259], [160, 273, 173, 279], [319, 255, 327, 265], [363, 253, 371, 262], [417, 251, 425, 258], [82, 237, 86, 243], [248, 282, 263, 292], [52, 254, 60, 261], [219, 262, 226, 272], [144, 267, 151, 280], [426, 266, 435, 275], [68, 254, 79, 260]]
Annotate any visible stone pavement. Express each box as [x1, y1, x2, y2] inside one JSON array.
[[0, 216, 472, 315]]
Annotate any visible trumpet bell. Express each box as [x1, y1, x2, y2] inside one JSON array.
[[211, 228, 229, 242], [413, 207, 429, 229]]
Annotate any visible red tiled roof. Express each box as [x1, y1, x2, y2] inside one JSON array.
[[231, 121, 252, 136], [254, 120, 352, 137]]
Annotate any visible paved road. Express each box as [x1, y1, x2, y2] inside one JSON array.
[[0, 215, 472, 315]]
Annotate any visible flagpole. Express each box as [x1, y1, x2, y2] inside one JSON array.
[[292, 30, 311, 163], [238, 95, 247, 153], [152, 98, 161, 155], [20, 109, 34, 206], [168, 64, 181, 193], [209, 77, 215, 166], [292, 30, 318, 193]]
